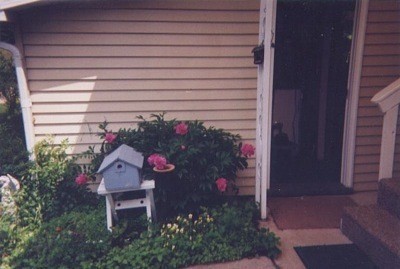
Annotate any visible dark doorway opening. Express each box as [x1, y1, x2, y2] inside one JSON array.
[[269, 0, 356, 196]]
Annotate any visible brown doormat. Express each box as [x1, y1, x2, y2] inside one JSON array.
[[268, 195, 357, 230]]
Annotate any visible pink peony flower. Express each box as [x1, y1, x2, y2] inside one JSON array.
[[148, 154, 167, 170], [153, 155, 167, 170], [175, 122, 188, 135], [105, 132, 117, 143], [75, 173, 88, 186], [147, 153, 159, 166], [215, 178, 228, 192], [181, 145, 186, 150], [241, 144, 255, 157]]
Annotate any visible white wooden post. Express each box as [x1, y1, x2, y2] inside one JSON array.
[[255, 0, 266, 206], [255, 0, 276, 220], [379, 105, 399, 180], [372, 78, 400, 180]]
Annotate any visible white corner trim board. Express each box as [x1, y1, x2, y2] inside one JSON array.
[[0, 42, 35, 156]]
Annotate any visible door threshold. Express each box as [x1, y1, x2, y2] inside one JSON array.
[[268, 181, 353, 197]]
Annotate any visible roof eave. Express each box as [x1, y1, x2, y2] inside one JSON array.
[[0, 0, 45, 11], [0, 10, 17, 21]]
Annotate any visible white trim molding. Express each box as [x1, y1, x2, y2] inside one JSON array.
[[372, 78, 400, 113], [0, 42, 35, 156], [255, 0, 276, 220], [340, 0, 369, 188]]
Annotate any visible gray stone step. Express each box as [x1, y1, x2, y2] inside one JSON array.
[[378, 178, 400, 219], [341, 205, 400, 269]]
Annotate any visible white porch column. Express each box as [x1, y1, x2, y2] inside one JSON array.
[[255, 0, 276, 220], [379, 105, 398, 180]]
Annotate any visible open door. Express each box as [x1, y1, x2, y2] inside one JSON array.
[[268, 0, 356, 196]]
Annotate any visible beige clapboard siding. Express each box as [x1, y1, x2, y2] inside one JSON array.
[[368, 11, 400, 23], [21, 1, 259, 194], [361, 66, 400, 77], [24, 46, 255, 57], [31, 100, 257, 113], [24, 34, 257, 46], [23, 21, 258, 34], [30, 9, 259, 23], [357, 116, 382, 126], [353, 181, 379, 192], [26, 1, 260, 11], [359, 87, 386, 97], [364, 34, 400, 45], [30, 89, 257, 103], [26, 57, 255, 69], [33, 121, 257, 136], [364, 45, 400, 56], [27, 68, 257, 80], [32, 120, 257, 136], [363, 55, 400, 66], [34, 133, 256, 148], [29, 79, 257, 92], [32, 110, 257, 124], [354, 0, 400, 192]]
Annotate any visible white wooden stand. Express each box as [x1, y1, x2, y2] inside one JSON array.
[[97, 179, 156, 231]]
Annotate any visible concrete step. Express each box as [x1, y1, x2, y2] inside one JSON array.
[[378, 178, 400, 219], [341, 205, 400, 269]]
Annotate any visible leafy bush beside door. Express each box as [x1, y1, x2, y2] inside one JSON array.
[[85, 113, 255, 216]]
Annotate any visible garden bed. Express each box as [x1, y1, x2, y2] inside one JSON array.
[[0, 114, 281, 268]]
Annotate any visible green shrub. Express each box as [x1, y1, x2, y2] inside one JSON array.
[[16, 138, 99, 227], [85, 113, 253, 216], [9, 208, 113, 269], [0, 52, 18, 116], [0, 116, 30, 179], [0, 50, 29, 178], [0, 217, 34, 268]]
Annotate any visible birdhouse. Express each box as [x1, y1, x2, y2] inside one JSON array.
[[97, 144, 144, 191]]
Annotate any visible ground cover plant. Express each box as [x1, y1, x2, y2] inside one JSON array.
[[91, 202, 280, 269]]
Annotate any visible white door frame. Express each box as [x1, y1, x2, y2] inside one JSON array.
[[255, 0, 369, 217], [255, 0, 276, 220], [340, 0, 369, 188]]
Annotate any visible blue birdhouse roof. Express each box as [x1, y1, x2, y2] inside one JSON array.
[[97, 144, 144, 173]]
